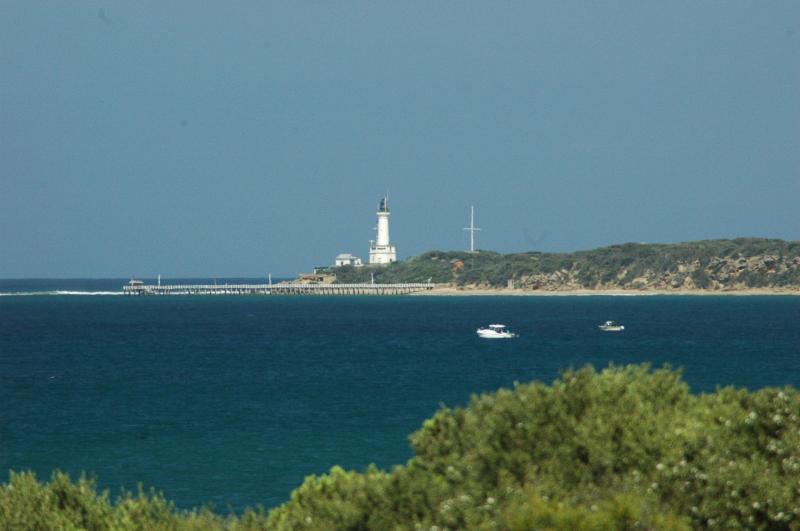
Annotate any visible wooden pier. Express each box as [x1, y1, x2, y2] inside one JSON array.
[[122, 281, 435, 296]]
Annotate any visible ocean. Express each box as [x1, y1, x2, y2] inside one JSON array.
[[1, 279, 799, 512]]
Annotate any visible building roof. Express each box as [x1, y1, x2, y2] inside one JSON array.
[[336, 253, 360, 260]]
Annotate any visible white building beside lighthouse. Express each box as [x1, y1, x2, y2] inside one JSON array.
[[368, 196, 397, 264]]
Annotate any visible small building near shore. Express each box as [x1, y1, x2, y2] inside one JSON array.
[[335, 253, 363, 267]]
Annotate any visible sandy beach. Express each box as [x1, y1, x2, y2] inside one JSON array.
[[415, 286, 800, 296]]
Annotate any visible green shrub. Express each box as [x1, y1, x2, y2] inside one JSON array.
[[3, 365, 799, 530], [0, 471, 114, 530], [265, 364, 800, 529]]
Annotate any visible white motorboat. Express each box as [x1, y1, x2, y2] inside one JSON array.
[[598, 320, 625, 332], [476, 324, 518, 339]]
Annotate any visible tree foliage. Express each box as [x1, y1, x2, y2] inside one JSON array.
[[3, 365, 799, 530]]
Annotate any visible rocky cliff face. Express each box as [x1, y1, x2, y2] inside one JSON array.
[[511, 254, 800, 291]]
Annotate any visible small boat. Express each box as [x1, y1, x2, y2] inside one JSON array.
[[477, 324, 518, 339], [598, 320, 625, 332]]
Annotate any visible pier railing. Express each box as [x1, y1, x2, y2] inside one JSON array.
[[122, 282, 435, 296]]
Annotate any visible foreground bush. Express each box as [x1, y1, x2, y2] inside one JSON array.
[[2, 365, 798, 529]]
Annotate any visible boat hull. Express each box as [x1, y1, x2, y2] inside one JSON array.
[[477, 330, 517, 339]]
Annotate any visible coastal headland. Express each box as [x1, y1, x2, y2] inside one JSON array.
[[332, 238, 800, 295]]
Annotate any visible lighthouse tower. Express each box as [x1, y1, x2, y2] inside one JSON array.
[[368, 196, 397, 264]]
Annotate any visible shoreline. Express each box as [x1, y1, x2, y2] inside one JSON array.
[[415, 286, 800, 296]]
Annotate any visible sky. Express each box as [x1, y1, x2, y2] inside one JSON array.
[[1, 2, 798, 278]]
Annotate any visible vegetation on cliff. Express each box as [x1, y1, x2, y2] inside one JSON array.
[[3, 365, 799, 529], [333, 238, 800, 290]]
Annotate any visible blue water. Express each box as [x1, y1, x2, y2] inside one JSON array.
[[1, 281, 799, 512]]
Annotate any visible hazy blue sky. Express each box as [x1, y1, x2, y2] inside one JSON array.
[[2, 3, 798, 277]]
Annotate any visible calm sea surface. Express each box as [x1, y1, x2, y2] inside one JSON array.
[[2, 279, 799, 511]]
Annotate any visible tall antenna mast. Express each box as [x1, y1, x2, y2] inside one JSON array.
[[463, 205, 482, 252]]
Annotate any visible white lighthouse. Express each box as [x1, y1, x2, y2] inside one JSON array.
[[368, 196, 397, 264]]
